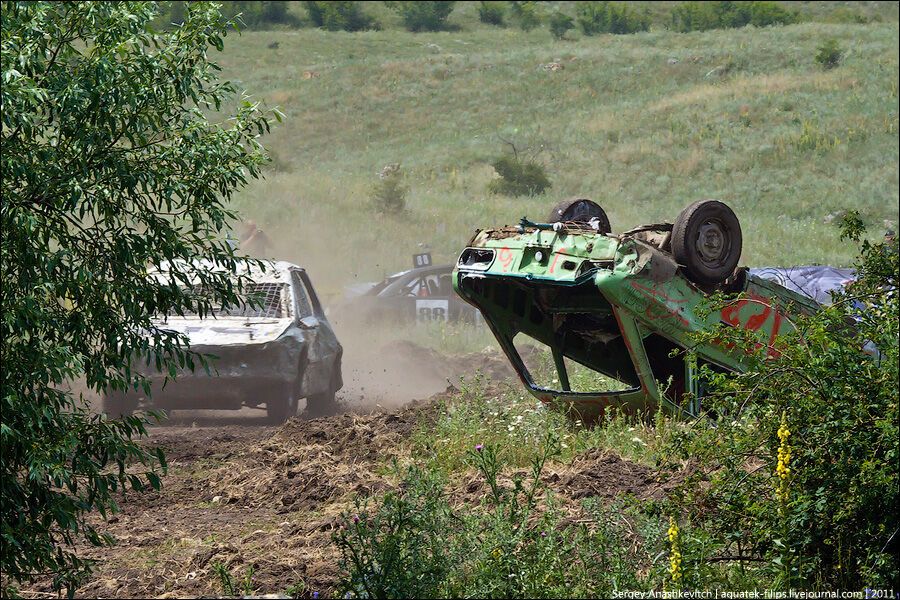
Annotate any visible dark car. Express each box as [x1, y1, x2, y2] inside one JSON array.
[[344, 263, 480, 324]]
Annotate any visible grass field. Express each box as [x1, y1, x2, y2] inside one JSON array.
[[216, 14, 899, 297]]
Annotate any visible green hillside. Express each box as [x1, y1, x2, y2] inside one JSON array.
[[218, 19, 899, 294]]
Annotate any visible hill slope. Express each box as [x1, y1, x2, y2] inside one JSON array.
[[218, 21, 899, 293]]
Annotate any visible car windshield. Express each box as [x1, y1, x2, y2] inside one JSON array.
[[181, 282, 291, 319]]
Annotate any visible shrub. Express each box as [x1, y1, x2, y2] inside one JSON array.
[[670, 1, 796, 33], [576, 1, 649, 36], [815, 38, 843, 69], [488, 155, 551, 197], [477, 1, 505, 26], [675, 215, 899, 589], [372, 163, 408, 214], [304, 1, 376, 31], [549, 11, 575, 40], [509, 1, 541, 32], [388, 1, 456, 32]]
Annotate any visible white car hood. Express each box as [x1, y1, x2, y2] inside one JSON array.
[[155, 317, 293, 346]]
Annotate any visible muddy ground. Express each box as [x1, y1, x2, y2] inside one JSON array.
[[22, 343, 677, 599]]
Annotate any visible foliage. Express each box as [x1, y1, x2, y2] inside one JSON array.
[[576, 1, 650, 36], [371, 163, 408, 214], [815, 38, 844, 69], [0, 1, 272, 595], [334, 435, 654, 598], [673, 214, 899, 589], [549, 11, 575, 40], [478, 1, 505, 27], [509, 1, 541, 32], [304, 1, 376, 32], [670, 1, 797, 33], [387, 1, 456, 32], [158, 1, 300, 29], [488, 155, 551, 197]]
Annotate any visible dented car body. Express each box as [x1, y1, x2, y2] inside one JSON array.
[[105, 261, 343, 422], [453, 211, 818, 421]]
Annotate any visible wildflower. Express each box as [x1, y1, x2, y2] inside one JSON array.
[[353, 515, 360, 524], [667, 516, 683, 587], [313, 593, 319, 599], [540, 531, 547, 538], [491, 547, 503, 559], [475, 444, 484, 452], [775, 411, 792, 504]]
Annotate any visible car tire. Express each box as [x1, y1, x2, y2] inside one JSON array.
[[304, 370, 341, 419], [267, 387, 299, 425], [102, 389, 138, 419], [547, 197, 612, 233], [671, 200, 742, 286]]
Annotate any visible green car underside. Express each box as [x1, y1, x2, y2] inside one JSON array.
[[453, 224, 817, 421]]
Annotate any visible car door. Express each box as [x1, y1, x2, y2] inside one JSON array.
[[290, 269, 341, 396]]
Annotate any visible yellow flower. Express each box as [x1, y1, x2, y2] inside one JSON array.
[[667, 516, 683, 585], [775, 411, 792, 504]]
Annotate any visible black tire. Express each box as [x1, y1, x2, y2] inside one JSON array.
[[267, 396, 298, 424], [267, 383, 299, 424], [304, 369, 341, 418], [102, 390, 138, 419], [547, 197, 612, 233], [671, 200, 742, 286]]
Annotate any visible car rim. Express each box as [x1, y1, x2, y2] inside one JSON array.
[[696, 219, 730, 268]]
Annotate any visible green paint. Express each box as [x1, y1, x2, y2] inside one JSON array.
[[454, 222, 818, 420]]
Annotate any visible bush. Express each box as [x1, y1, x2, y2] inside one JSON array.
[[488, 155, 551, 197], [509, 1, 541, 32], [670, 1, 796, 32], [372, 163, 408, 214], [304, 1, 376, 31], [549, 11, 575, 40], [674, 214, 899, 589], [478, 1, 505, 26], [389, 1, 456, 32], [815, 38, 843, 69], [576, 1, 649, 36]]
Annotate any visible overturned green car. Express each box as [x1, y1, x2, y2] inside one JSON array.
[[453, 199, 819, 420]]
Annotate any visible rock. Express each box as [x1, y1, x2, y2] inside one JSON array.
[[667, 57, 679, 65], [212, 495, 223, 504]]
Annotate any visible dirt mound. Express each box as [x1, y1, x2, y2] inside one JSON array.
[[546, 448, 672, 501], [204, 392, 446, 512]]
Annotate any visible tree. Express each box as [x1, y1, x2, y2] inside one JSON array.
[[0, 2, 274, 595]]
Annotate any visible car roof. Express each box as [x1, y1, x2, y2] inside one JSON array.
[[149, 259, 303, 286]]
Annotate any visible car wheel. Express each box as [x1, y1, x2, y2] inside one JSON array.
[[671, 200, 742, 286], [102, 389, 138, 419], [547, 197, 611, 233], [304, 370, 341, 419], [267, 388, 299, 425]]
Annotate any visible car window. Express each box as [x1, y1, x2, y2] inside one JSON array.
[[292, 273, 314, 318]]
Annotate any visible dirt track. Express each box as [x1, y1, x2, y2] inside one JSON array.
[[23, 344, 677, 599]]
